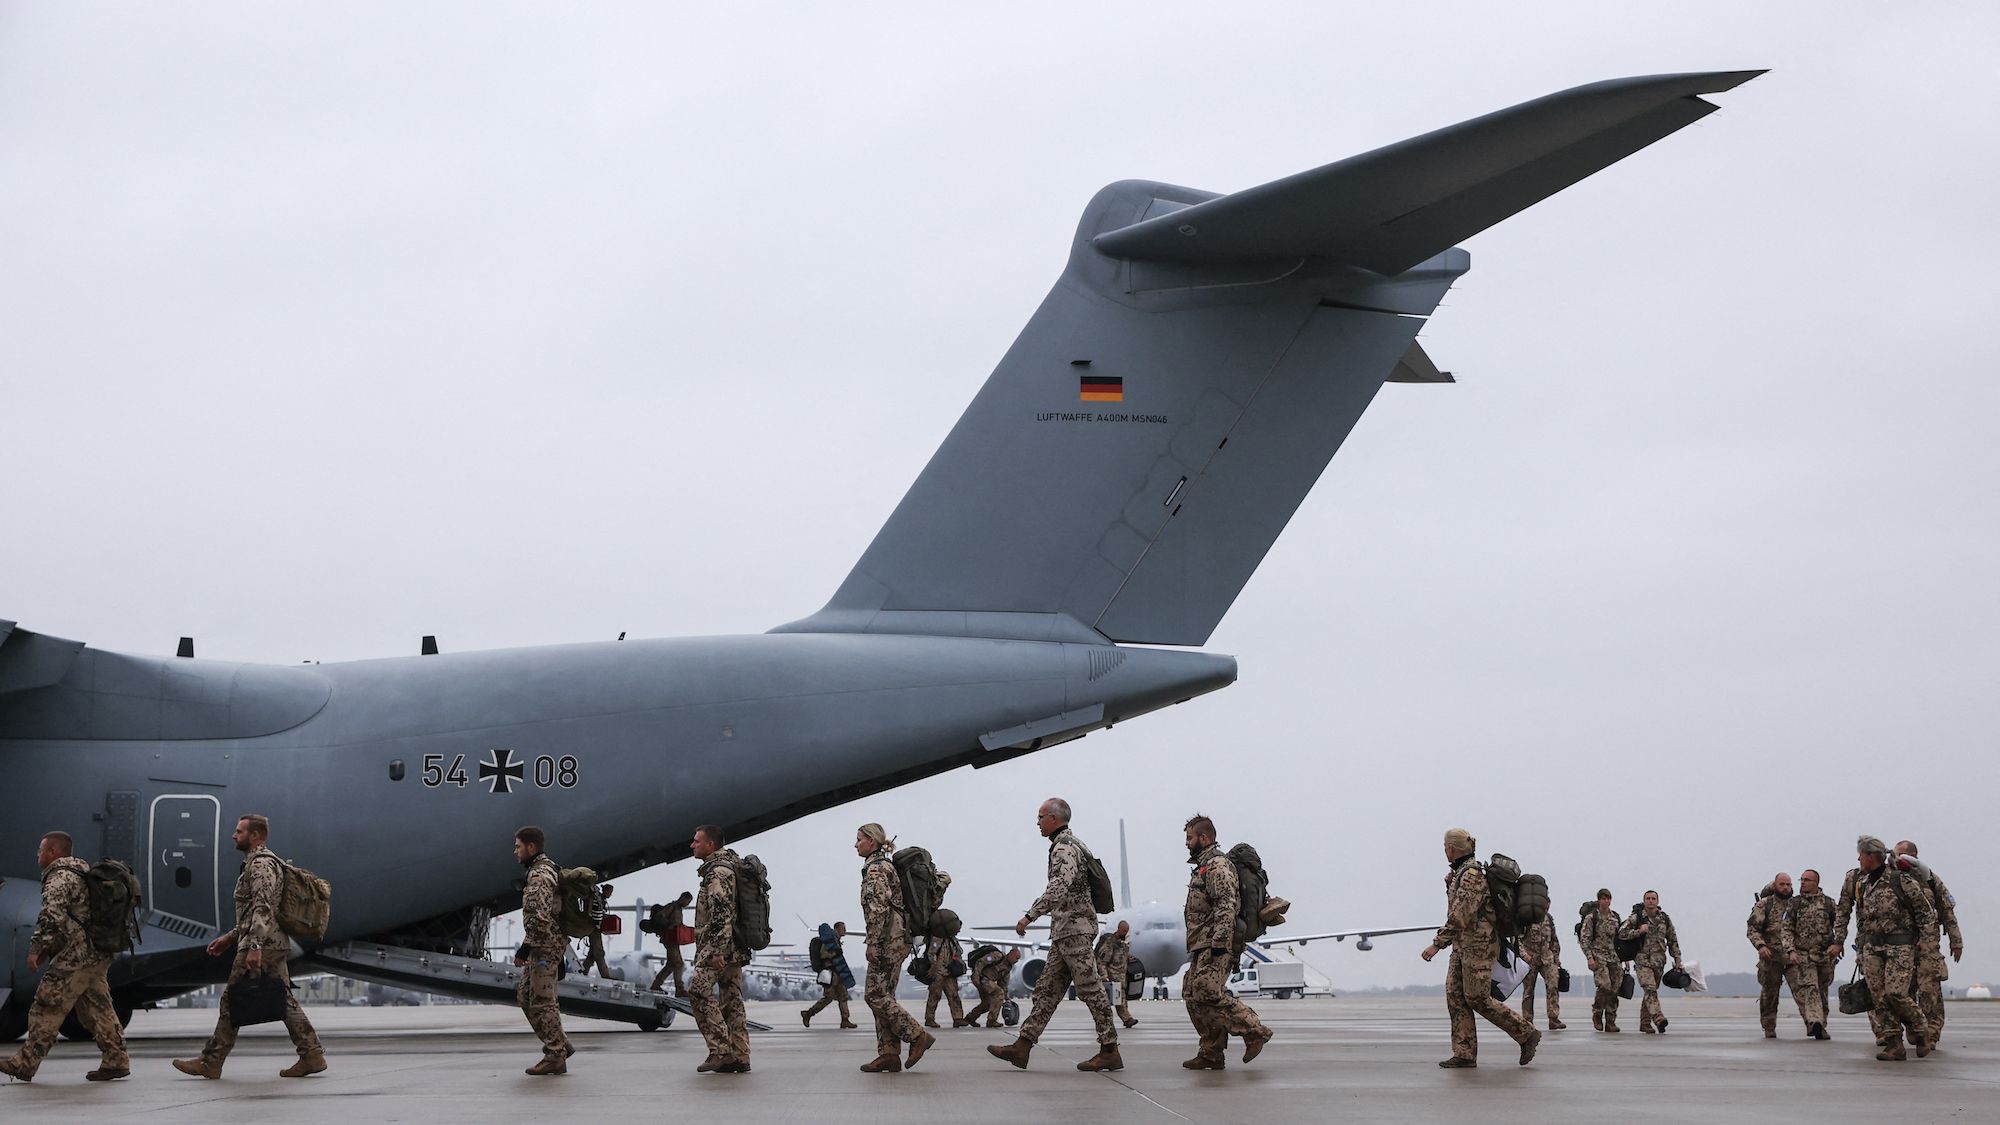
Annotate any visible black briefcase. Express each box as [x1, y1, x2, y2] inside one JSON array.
[[226, 975, 292, 1027], [1838, 967, 1873, 1015], [1558, 968, 1572, 993], [1617, 971, 1635, 1000]]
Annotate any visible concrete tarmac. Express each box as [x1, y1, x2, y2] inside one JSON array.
[[2, 996, 1995, 1124]]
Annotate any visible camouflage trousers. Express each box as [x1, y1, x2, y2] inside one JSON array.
[[1860, 944, 1929, 1049], [925, 973, 965, 1024], [4, 956, 128, 1078], [864, 953, 923, 1057], [1634, 961, 1668, 1028], [1917, 947, 1948, 1036], [805, 981, 851, 1021], [1020, 934, 1119, 1047], [1590, 959, 1623, 1023], [1444, 940, 1533, 1060], [204, 951, 323, 1065], [688, 956, 749, 1062], [1803, 956, 1836, 1022], [1520, 958, 1561, 1022], [650, 944, 686, 994], [1182, 948, 1269, 1060], [1757, 957, 1824, 1030], [515, 959, 571, 1062], [964, 980, 1007, 1027]]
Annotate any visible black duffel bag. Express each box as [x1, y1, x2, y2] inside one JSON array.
[[1558, 967, 1571, 993], [1617, 970, 1635, 1000], [907, 955, 933, 984], [1663, 966, 1692, 990], [226, 975, 292, 1027], [1838, 965, 1874, 1015]]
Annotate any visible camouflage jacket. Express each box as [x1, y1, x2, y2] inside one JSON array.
[[694, 847, 741, 959], [1029, 827, 1100, 943], [925, 932, 963, 970], [971, 949, 1012, 991], [1618, 907, 1681, 967], [1782, 890, 1837, 963], [1433, 856, 1494, 951], [1746, 891, 1793, 958], [1579, 907, 1623, 964], [860, 850, 906, 961], [521, 853, 563, 958], [1838, 865, 1935, 948], [1518, 915, 1561, 966], [1184, 843, 1239, 952], [1918, 868, 1964, 955], [33, 856, 95, 969], [1096, 930, 1130, 977], [234, 845, 288, 954]]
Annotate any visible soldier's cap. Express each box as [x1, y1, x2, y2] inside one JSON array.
[[1856, 835, 1888, 855], [859, 822, 895, 851], [1443, 827, 1475, 852]]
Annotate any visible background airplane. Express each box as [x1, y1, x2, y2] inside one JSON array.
[[0, 70, 1756, 1039]]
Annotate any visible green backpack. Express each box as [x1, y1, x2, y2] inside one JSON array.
[[732, 854, 773, 952], [557, 866, 604, 940], [81, 859, 144, 955], [892, 846, 945, 939]]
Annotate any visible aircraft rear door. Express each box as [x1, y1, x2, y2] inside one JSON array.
[[147, 794, 223, 938]]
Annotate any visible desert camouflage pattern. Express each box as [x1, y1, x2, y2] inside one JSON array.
[[860, 850, 922, 1056], [1183, 947, 1269, 1061], [1435, 857, 1534, 1059], [1914, 867, 1962, 1034], [2, 857, 128, 1078], [1183, 844, 1238, 952], [1097, 929, 1134, 1022], [690, 847, 750, 1062], [1854, 866, 1935, 1052], [1517, 915, 1561, 1024], [516, 853, 570, 1061], [694, 847, 740, 959], [1579, 905, 1625, 1022], [1746, 890, 1812, 1032], [1028, 827, 1101, 943], [805, 981, 851, 1021], [650, 897, 688, 993], [1619, 907, 1681, 1030], [234, 846, 289, 954], [964, 949, 1012, 1027], [924, 932, 966, 1024], [515, 962, 571, 1062], [1019, 933, 1118, 1046]]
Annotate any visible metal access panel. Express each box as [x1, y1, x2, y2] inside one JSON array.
[[148, 794, 222, 936], [103, 791, 139, 869]]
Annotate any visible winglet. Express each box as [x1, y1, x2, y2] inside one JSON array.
[[1092, 70, 1765, 275]]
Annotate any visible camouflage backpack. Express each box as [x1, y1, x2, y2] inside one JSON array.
[[1482, 853, 1547, 940], [732, 854, 772, 951], [557, 866, 604, 940], [81, 859, 144, 955], [891, 846, 945, 939], [1228, 843, 1272, 953], [272, 858, 333, 941]]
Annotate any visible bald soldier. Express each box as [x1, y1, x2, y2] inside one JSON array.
[[1747, 872, 1822, 1039], [1421, 829, 1540, 1068], [0, 832, 130, 1083], [1096, 919, 1140, 1029], [1895, 841, 1965, 1042]]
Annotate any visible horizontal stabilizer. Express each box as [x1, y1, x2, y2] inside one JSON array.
[[1387, 341, 1453, 384], [1092, 71, 1763, 275]]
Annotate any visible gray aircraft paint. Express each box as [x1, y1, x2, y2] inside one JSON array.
[[0, 71, 1756, 1028]]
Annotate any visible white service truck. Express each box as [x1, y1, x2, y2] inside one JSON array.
[[1227, 961, 1307, 999]]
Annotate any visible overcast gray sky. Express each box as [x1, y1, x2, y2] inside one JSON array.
[[3, 3, 1995, 990]]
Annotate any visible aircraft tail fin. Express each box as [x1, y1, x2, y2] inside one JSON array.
[[776, 73, 1755, 647]]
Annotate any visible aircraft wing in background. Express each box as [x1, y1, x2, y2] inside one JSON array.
[[1255, 925, 1434, 951]]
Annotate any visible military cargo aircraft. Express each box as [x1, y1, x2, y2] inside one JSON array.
[[0, 70, 1759, 1038]]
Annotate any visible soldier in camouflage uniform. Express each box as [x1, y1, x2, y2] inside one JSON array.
[[649, 890, 693, 995], [988, 798, 1122, 1072], [0, 831, 129, 1083], [500, 826, 572, 1075], [1579, 889, 1624, 1032], [1833, 836, 1935, 1061], [1747, 872, 1822, 1038], [172, 815, 326, 1081], [688, 824, 751, 1073], [856, 823, 934, 1073], [802, 921, 858, 1028], [1895, 841, 1964, 1041], [1180, 815, 1272, 1069], [963, 946, 1020, 1028], [922, 925, 967, 1029], [1096, 919, 1139, 1029], [1782, 868, 1839, 1039], [1517, 912, 1566, 1031], [1618, 890, 1683, 1034], [1421, 829, 1540, 1068]]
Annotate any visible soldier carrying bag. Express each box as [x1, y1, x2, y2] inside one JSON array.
[[732, 854, 773, 951], [81, 859, 145, 955], [1838, 962, 1874, 1014], [272, 858, 332, 942], [892, 846, 946, 938], [557, 866, 604, 940], [226, 975, 292, 1027]]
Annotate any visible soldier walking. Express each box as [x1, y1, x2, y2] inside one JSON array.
[[802, 921, 858, 1028], [856, 823, 934, 1073], [1833, 836, 1935, 1061], [0, 831, 130, 1083], [922, 916, 967, 1029], [1579, 889, 1625, 1032], [1179, 815, 1272, 1069], [172, 815, 326, 1081], [963, 946, 1020, 1028], [988, 798, 1122, 1072], [1421, 829, 1540, 1068], [649, 890, 693, 995], [1894, 841, 1964, 1042], [1517, 911, 1566, 1031], [502, 826, 572, 1076], [687, 824, 751, 1073], [1619, 891, 1683, 1034], [1782, 869, 1838, 1038], [1096, 919, 1140, 1029], [1747, 872, 1821, 1038]]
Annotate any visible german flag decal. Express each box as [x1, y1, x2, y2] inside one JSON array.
[[1079, 375, 1124, 403]]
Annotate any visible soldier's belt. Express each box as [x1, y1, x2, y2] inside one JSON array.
[[1868, 933, 1914, 947]]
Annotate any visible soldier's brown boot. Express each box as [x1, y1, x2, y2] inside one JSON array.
[[280, 1053, 327, 1078], [1604, 1020, 1621, 1033], [1914, 1029, 1934, 1058], [86, 1064, 130, 1082], [1549, 1018, 1567, 1031], [984, 1019, 1002, 1028], [858, 1053, 902, 1073], [525, 1055, 567, 1076], [1182, 1053, 1226, 1070], [0, 1057, 34, 1082], [1242, 1028, 1273, 1063], [1656, 1018, 1668, 1034], [800, 1009, 813, 1027], [1438, 1056, 1476, 1068], [839, 1019, 858, 1029], [1519, 1028, 1542, 1066], [1876, 1041, 1907, 1062], [695, 1052, 720, 1073], [905, 1030, 936, 1069], [172, 1057, 221, 1079], [987, 1036, 1033, 1069], [924, 1018, 942, 1029], [1764, 1026, 1776, 1038], [1639, 1020, 1655, 1034], [1591, 1009, 1603, 1031], [1077, 1044, 1122, 1072], [716, 1058, 751, 1073]]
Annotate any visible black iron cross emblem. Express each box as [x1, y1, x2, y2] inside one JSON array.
[[479, 748, 524, 794]]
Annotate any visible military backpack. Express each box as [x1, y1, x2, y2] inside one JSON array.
[[272, 858, 333, 941], [557, 866, 604, 940], [808, 936, 830, 971], [1228, 842, 1280, 953], [80, 858, 145, 955], [732, 854, 773, 951], [1081, 846, 1116, 915], [892, 845, 946, 939], [1482, 853, 1547, 940]]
